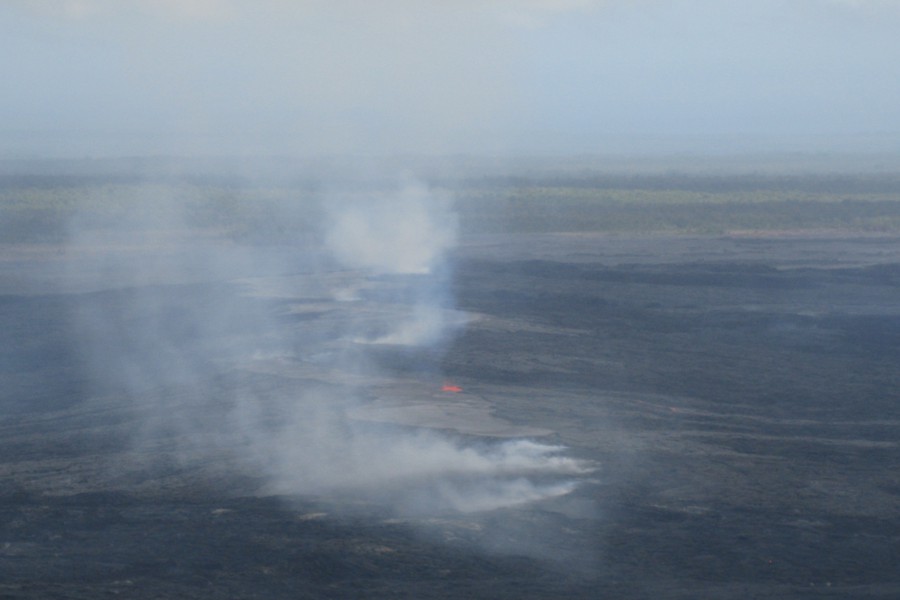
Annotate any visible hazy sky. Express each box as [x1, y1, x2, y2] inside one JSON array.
[[2, 0, 899, 157]]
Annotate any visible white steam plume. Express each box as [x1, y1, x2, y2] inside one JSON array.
[[325, 181, 456, 276], [326, 181, 462, 348], [63, 174, 590, 518]]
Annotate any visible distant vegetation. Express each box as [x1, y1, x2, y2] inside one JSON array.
[[2, 163, 900, 243], [450, 170, 900, 235], [454, 184, 900, 235], [0, 180, 322, 244]]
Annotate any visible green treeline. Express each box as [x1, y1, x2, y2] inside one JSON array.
[[454, 186, 900, 234], [0, 182, 322, 243], [2, 171, 900, 242]]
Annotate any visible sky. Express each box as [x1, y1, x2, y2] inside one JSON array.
[[2, 0, 900, 158]]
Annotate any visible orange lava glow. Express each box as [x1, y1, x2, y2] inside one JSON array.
[[441, 384, 463, 393]]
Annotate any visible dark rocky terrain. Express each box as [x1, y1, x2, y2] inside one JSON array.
[[2, 232, 900, 598]]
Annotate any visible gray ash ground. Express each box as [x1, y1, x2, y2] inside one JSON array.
[[2, 233, 900, 598]]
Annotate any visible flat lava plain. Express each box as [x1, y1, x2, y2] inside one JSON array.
[[2, 232, 900, 599]]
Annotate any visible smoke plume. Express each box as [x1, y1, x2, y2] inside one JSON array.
[[63, 174, 590, 517]]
